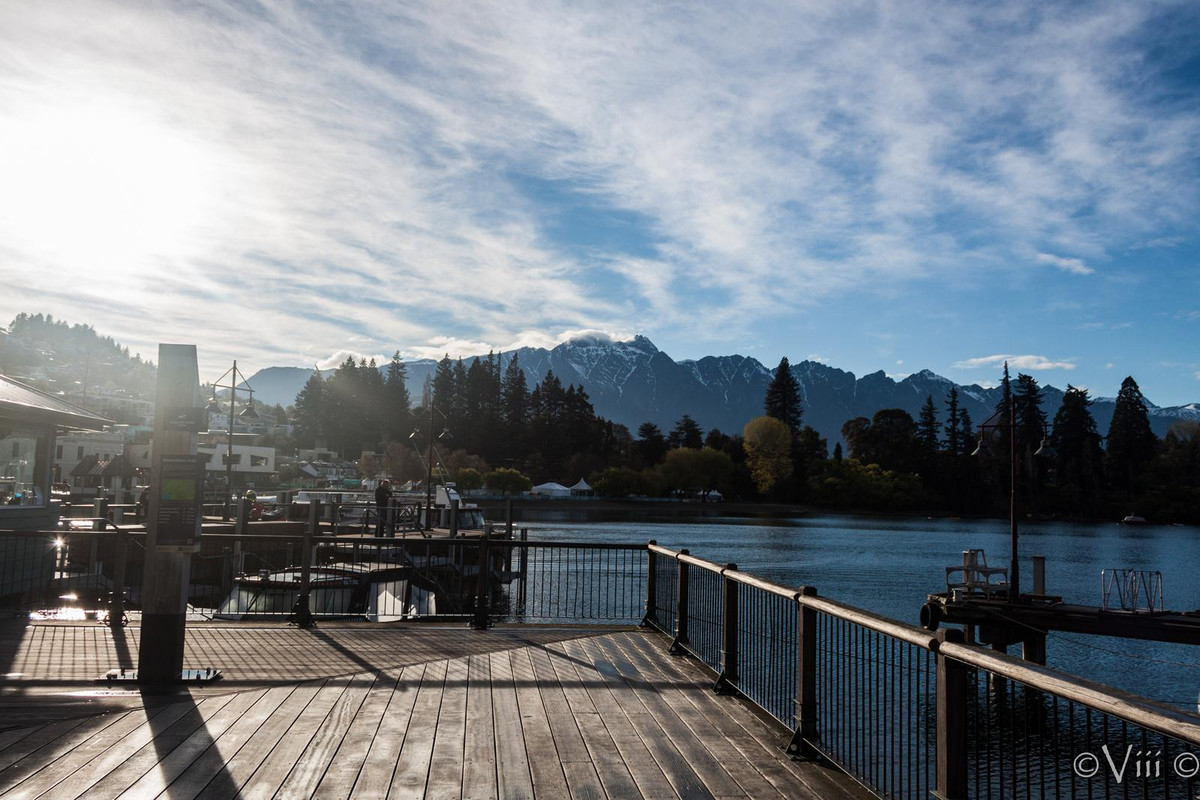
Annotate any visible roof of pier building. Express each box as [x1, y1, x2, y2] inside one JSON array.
[[0, 374, 111, 430]]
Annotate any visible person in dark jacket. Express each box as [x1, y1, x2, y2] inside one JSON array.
[[374, 480, 392, 537]]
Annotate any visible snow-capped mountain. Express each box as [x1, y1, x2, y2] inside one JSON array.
[[246, 336, 1198, 445]]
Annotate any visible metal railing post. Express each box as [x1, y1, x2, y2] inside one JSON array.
[[518, 528, 528, 609], [471, 526, 491, 629], [291, 500, 319, 628], [715, 563, 739, 694], [936, 628, 968, 800], [669, 549, 690, 654], [449, 499, 459, 539], [641, 540, 658, 628], [788, 585, 820, 758], [109, 523, 127, 627]]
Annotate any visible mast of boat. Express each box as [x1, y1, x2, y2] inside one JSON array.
[[424, 388, 435, 530]]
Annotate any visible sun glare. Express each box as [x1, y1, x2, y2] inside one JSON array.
[[0, 101, 218, 280]]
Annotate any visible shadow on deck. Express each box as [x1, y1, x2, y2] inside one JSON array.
[[0, 620, 869, 798]]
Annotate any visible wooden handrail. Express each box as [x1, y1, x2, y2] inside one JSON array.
[[724, 569, 797, 600], [939, 640, 1200, 746], [799, 594, 940, 649]]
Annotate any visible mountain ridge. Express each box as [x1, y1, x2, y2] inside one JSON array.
[[245, 336, 1200, 446]]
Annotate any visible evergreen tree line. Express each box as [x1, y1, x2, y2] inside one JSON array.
[[289, 352, 1199, 521], [827, 365, 1199, 522]]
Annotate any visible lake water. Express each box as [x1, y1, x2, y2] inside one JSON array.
[[516, 506, 1200, 711]]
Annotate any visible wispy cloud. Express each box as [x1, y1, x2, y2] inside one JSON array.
[[0, 2, 1195, 377], [953, 355, 1078, 371], [1037, 253, 1094, 275]]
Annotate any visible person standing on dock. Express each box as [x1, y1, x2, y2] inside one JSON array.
[[375, 479, 392, 537]]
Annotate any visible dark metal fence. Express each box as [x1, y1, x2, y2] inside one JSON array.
[[645, 543, 1200, 800], [6, 522, 1200, 798]]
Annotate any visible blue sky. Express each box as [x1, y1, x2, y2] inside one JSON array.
[[1, 1, 1198, 404]]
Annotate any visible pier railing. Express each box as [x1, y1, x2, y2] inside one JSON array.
[[4, 523, 1200, 798], [645, 542, 1200, 800]]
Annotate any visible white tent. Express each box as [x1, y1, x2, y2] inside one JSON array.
[[531, 482, 571, 498], [569, 479, 594, 497]]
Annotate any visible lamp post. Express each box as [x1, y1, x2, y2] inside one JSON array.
[[971, 402, 1053, 603], [410, 415, 451, 530], [206, 361, 257, 521]]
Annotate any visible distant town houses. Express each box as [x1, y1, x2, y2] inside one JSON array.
[[53, 429, 151, 500]]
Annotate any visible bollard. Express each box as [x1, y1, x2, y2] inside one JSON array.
[[935, 628, 968, 800], [715, 563, 739, 694], [641, 540, 658, 628], [1032, 555, 1046, 596], [669, 549, 690, 654], [787, 586, 819, 758]]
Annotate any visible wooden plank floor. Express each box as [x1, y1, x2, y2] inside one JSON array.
[[0, 624, 869, 799]]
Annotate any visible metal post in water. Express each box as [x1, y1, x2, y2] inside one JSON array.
[[1032, 555, 1045, 596]]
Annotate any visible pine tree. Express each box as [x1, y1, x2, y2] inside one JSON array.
[[384, 352, 411, 441], [669, 414, 704, 449], [916, 394, 941, 462], [1050, 385, 1103, 506], [501, 354, 530, 437], [1106, 376, 1157, 495], [764, 357, 803, 437], [636, 422, 668, 466], [943, 388, 962, 457], [431, 355, 455, 423], [958, 407, 974, 456], [1013, 373, 1047, 451], [293, 368, 326, 448]]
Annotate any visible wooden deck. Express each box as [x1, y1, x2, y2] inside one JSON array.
[[0, 622, 867, 799]]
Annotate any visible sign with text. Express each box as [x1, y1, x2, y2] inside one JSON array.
[[155, 454, 204, 552]]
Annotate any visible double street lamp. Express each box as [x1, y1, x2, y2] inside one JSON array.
[[971, 403, 1054, 603], [206, 361, 258, 521], [410, 419, 451, 530]]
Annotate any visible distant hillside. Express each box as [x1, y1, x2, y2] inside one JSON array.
[[1, 313, 157, 400], [245, 335, 1200, 446]]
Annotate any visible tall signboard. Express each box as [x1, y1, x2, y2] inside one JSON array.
[[137, 344, 202, 683], [155, 454, 203, 552]]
